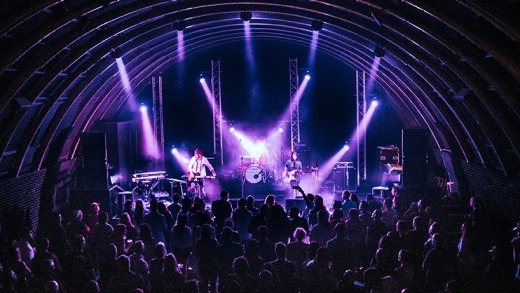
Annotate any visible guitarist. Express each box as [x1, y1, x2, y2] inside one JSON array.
[[187, 148, 216, 199], [284, 151, 303, 196]]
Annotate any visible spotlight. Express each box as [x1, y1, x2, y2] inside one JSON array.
[[230, 127, 235, 133], [140, 105, 147, 112], [343, 143, 350, 151], [110, 47, 123, 59], [374, 46, 386, 58], [311, 20, 323, 31], [304, 73, 311, 80], [278, 127, 284, 133], [240, 11, 252, 22], [173, 20, 186, 31], [199, 77, 205, 83], [371, 98, 379, 106]]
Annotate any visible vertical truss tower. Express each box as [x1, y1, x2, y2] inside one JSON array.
[[211, 60, 223, 168], [152, 75, 165, 169], [289, 58, 300, 150], [356, 70, 367, 186]]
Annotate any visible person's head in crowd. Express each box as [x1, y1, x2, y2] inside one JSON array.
[[246, 195, 255, 206], [132, 240, 145, 255], [257, 225, 269, 240], [220, 190, 230, 200], [176, 214, 188, 227], [293, 227, 307, 242], [244, 239, 259, 257], [172, 193, 180, 203], [317, 210, 329, 225], [105, 243, 118, 259], [289, 207, 300, 219], [44, 280, 60, 293], [372, 209, 382, 220], [164, 253, 180, 273], [259, 204, 270, 216], [348, 208, 359, 221], [98, 211, 109, 224], [232, 256, 249, 274], [119, 212, 134, 227], [139, 224, 153, 240], [334, 223, 347, 237], [82, 280, 100, 293], [116, 255, 131, 272], [308, 241, 320, 260], [264, 194, 276, 206], [275, 242, 287, 260], [200, 224, 213, 240], [315, 195, 324, 208], [332, 209, 344, 221], [315, 247, 330, 262], [333, 200, 342, 210], [221, 226, 233, 241], [154, 242, 167, 259], [342, 190, 351, 201], [237, 198, 247, 209]]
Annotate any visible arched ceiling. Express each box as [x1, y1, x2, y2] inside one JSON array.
[[0, 0, 519, 180]]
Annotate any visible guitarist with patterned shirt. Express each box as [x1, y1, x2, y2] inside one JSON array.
[[284, 151, 303, 196], [187, 148, 216, 199]]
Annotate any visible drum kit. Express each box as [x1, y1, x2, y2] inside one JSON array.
[[239, 155, 277, 184]]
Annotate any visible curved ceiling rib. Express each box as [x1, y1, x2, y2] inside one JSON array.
[[0, 0, 519, 181]]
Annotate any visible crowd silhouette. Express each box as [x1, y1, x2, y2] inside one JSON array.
[[0, 187, 519, 293]]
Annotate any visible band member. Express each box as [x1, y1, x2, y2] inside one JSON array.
[[285, 151, 303, 195], [187, 148, 216, 199]]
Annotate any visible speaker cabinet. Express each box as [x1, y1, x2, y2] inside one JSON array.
[[402, 129, 428, 188], [285, 199, 306, 213], [79, 132, 108, 190]]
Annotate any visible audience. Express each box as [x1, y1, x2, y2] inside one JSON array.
[[1, 187, 518, 293]]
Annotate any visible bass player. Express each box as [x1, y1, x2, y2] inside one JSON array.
[[284, 151, 303, 196]]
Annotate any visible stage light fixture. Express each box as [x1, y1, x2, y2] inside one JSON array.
[[311, 20, 323, 31], [240, 11, 252, 22], [173, 20, 186, 31], [304, 73, 311, 80], [343, 143, 350, 151], [140, 105, 147, 112], [110, 47, 123, 59], [374, 45, 386, 58], [230, 127, 235, 133], [278, 127, 284, 133], [371, 98, 379, 106], [199, 77, 205, 83]]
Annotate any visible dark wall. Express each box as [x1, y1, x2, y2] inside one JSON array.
[[0, 170, 45, 238], [461, 160, 520, 228]]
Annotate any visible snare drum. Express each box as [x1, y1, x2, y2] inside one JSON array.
[[245, 165, 264, 184]]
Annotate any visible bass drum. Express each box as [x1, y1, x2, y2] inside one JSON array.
[[245, 165, 264, 184]]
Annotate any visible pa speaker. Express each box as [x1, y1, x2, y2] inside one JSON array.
[[285, 199, 306, 213]]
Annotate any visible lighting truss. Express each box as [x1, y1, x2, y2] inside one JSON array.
[[356, 70, 367, 186], [289, 58, 300, 150], [152, 75, 165, 169], [211, 60, 223, 167]]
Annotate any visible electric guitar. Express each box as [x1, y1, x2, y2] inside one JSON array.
[[283, 170, 301, 183], [187, 172, 216, 182], [282, 167, 319, 183]]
